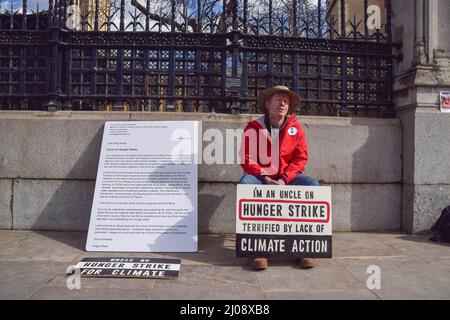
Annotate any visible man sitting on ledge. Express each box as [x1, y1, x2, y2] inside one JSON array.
[[240, 85, 320, 270]]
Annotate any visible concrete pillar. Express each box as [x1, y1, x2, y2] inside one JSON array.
[[393, 0, 450, 232]]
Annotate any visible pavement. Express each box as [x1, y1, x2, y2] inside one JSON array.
[[1, 230, 450, 300]]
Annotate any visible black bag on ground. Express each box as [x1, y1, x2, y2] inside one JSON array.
[[430, 205, 450, 243]]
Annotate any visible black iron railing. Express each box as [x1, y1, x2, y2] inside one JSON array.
[[0, 0, 396, 117]]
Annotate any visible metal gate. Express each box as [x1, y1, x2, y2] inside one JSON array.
[[0, 0, 396, 117]]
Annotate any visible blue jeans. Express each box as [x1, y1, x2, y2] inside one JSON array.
[[239, 174, 320, 186]]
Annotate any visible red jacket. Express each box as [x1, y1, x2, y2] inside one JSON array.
[[240, 114, 308, 184]]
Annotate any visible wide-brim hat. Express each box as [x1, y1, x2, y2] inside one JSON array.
[[257, 85, 301, 114]]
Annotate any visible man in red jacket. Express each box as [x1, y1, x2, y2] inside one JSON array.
[[240, 85, 320, 270]]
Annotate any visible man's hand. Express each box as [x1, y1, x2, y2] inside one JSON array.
[[261, 176, 278, 185], [262, 177, 286, 185]]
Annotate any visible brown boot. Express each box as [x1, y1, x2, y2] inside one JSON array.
[[298, 257, 316, 269], [250, 257, 268, 270]]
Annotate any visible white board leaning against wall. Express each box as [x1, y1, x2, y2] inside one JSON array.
[[86, 121, 198, 252]]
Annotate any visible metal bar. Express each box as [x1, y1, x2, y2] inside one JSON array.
[[9, 2, 14, 29], [62, 0, 67, 29], [292, 0, 299, 97], [340, 0, 346, 38], [94, 0, 99, 31], [231, 0, 238, 77], [58, 0, 64, 28], [52, 0, 59, 25], [267, 0, 273, 87], [119, 0, 125, 31], [116, 0, 126, 108], [171, 0, 176, 32], [198, 0, 202, 32], [220, 0, 227, 111], [293, 0, 298, 35], [232, 0, 238, 32], [145, 0, 150, 31], [143, 0, 150, 110], [19, 0, 28, 107], [91, 46, 97, 109], [384, 0, 394, 117], [269, 0, 273, 35], [64, 46, 72, 109], [35, 2, 40, 30], [386, 0, 392, 43], [339, 0, 348, 116], [46, 28, 60, 109], [364, 0, 369, 40], [22, 0, 27, 29], [318, 0, 322, 38], [167, 0, 176, 110], [221, 0, 226, 32], [241, 0, 249, 113]]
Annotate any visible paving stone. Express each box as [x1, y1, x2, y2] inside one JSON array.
[[332, 232, 406, 259], [336, 256, 450, 300], [164, 234, 247, 266], [0, 232, 84, 263], [1, 231, 449, 300], [368, 232, 450, 265], [0, 261, 68, 300], [255, 260, 370, 295], [47, 275, 156, 291], [30, 287, 150, 300], [264, 289, 378, 300], [0, 230, 31, 243], [149, 265, 264, 300]]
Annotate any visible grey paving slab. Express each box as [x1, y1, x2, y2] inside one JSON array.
[[149, 265, 264, 300], [0, 230, 31, 243], [0, 231, 84, 263], [264, 289, 378, 300], [30, 287, 150, 300], [0, 261, 68, 300], [332, 232, 406, 259], [47, 275, 156, 291], [1, 231, 450, 300], [369, 232, 450, 264], [336, 256, 450, 300], [254, 260, 372, 295], [78, 234, 236, 263], [164, 234, 248, 266]]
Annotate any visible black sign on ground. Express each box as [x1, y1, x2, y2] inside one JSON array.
[[68, 257, 181, 279]]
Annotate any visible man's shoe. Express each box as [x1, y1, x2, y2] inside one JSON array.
[[250, 258, 268, 270], [298, 257, 316, 269]]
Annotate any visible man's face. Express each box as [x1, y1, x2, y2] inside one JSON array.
[[266, 92, 290, 118]]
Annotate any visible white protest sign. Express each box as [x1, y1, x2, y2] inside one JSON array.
[[86, 121, 198, 252], [236, 184, 332, 258], [440, 91, 450, 113]]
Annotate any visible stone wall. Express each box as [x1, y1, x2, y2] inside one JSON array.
[[0, 111, 402, 233], [393, 0, 450, 232]]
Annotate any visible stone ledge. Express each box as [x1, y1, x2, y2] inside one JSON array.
[[3, 179, 401, 233], [0, 114, 402, 184]]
